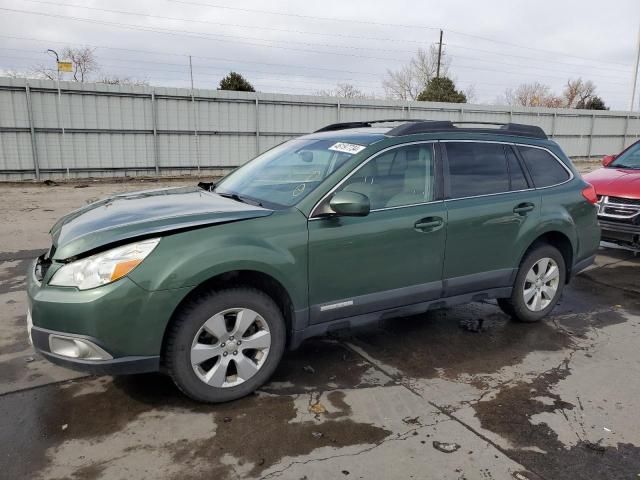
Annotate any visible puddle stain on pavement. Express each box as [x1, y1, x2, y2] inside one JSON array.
[[0, 371, 391, 479], [350, 268, 637, 383], [262, 340, 392, 395], [472, 360, 640, 480], [352, 305, 573, 381], [169, 390, 389, 478]]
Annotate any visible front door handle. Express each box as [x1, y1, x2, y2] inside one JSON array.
[[414, 217, 444, 232], [513, 202, 535, 216]]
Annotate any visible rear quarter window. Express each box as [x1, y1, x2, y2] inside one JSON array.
[[519, 146, 570, 187]]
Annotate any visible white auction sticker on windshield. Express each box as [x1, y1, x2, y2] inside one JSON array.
[[329, 142, 366, 155]]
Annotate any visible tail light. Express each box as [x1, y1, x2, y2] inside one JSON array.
[[582, 183, 598, 204]]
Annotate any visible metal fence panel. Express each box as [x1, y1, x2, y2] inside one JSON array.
[[1, 77, 640, 181]]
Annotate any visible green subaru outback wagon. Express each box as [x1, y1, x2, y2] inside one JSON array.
[[27, 120, 600, 402]]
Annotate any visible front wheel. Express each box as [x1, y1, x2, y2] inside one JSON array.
[[498, 244, 566, 323], [165, 288, 286, 403]]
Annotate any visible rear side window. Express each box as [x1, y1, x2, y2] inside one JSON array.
[[518, 146, 570, 187], [446, 142, 510, 198]]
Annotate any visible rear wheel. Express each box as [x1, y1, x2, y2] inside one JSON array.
[[165, 288, 286, 403], [498, 244, 566, 323]]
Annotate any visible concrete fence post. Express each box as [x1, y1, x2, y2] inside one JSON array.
[[25, 84, 40, 180], [587, 113, 596, 159], [255, 97, 260, 155], [336, 100, 341, 122], [151, 91, 160, 175]]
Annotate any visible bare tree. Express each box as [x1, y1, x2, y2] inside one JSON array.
[[463, 84, 477, 104], [64, 47, 98, 82], [383, 46, 450, 100], [315, 82, 370, 99], [562, 78, 597, 108], [0, 69, 32, 79], [32, 47, 98, 82], [499, 82, 562, 108], [96, 75, 149, 86]]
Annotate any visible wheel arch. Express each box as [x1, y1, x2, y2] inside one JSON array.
[[160, 269, 298, 364], [519, 230, 574, 282]]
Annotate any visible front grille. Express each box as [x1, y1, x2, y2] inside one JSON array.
[[607, 196, 640, 206], [598, 196, 640, 223]]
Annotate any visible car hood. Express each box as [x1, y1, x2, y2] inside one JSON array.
[[50, 186, 272, 260], [583, 167, 640, 199]]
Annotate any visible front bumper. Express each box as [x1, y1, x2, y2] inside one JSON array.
[[31, 326, 159, 375], [598, 219, 640, 247], [27, 258, 191, 374]]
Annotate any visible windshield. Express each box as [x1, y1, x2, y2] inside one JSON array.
[[215, 138, 365, 208], [611, 142, 640, 169]]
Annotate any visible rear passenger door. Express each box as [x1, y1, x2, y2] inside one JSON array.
[[441, 141, 540, 297]]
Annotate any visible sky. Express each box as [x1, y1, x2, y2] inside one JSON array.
[[0, 0, 639, 110]]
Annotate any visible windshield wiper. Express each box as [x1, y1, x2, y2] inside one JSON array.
[[217, 191, 245, 203], [216, 191, 264, 207], [612, 164, 640, 169]]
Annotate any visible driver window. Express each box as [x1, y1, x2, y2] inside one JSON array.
[[339, 144, 435, 210]]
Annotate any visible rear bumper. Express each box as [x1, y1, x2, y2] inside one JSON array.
[[31, 326, 160, 375]]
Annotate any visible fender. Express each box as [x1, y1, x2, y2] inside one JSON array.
[[128, 210, 309, 312]]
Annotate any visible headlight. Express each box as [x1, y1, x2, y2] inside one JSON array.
[[50, 238, 160, 290]]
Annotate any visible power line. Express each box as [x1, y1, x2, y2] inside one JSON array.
[[18, 0, 435, 48], [0, 7, 630, 88], [19, 0, 632, 76], [3, 3, 632, 75], [2, 42, 630, 91], [15, 0, 430, 56], [445, 43, 631, 74], [0, 7, 407, 63], [167, 0, 633, 68], [1, 51, 632, 100]]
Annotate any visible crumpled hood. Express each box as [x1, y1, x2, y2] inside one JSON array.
[[50, 186, 272, 260], [584, 167, 640, 199]]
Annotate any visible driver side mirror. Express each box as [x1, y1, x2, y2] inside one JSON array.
[[602, 154, 616, 167], [329, 191, 370, 217]]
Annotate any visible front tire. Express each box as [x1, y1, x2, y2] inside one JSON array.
[[498, 244, 566, 323], [165, 288, 286, 403]]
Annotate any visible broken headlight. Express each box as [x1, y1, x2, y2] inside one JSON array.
[[50, 238, 160, 290]]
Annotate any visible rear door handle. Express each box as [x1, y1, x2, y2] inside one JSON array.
[[414, 217, 443, 232], [513, 202, 535, 215]]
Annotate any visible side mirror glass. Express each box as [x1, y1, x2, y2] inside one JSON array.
[[329, 191, 370, 217], [602, 154, 616, 167]]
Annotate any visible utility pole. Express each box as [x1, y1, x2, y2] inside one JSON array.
[[188, 55, 200, 175], [436, 29, 443, 78], [631, 24, 640, 111]]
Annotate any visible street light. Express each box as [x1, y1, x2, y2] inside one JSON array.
[[46, 48, 65, 162]]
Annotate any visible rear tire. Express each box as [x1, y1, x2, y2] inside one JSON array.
[[498, 244, 566, 323], [165, 287, 286, 403]]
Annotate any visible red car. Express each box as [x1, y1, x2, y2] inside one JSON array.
[[584, 140, 640, 250]]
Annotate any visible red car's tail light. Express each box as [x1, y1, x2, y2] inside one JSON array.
[[582, 184, 598, 204]]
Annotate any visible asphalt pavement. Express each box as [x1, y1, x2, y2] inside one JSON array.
[[1, 179, 638, 480]]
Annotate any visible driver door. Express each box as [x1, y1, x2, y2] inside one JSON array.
[[307, 142, 447, 324]]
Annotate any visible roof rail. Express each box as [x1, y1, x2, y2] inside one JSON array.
[[314, 119, 421, 133], [386, 121, 548, 139]]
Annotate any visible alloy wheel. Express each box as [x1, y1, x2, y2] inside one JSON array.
[[190, 308, 271, 388], [523, 257, 560, 312]]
